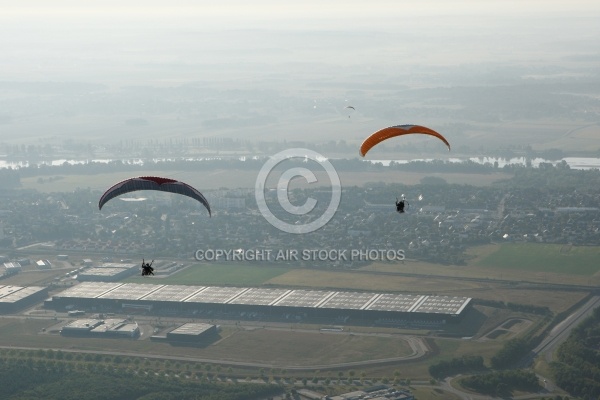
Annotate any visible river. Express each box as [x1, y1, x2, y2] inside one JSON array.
[[1, 156, 599, 170]]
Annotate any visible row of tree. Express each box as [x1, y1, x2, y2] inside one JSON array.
[[4, 156, 598, 186], [0, 358, 283, 400]]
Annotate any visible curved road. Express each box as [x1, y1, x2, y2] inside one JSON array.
[[0, 314, 430, 371], [0, 337, 427, 372]]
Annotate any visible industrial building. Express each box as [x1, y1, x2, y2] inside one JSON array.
[[0, 285, 49, 313], [60, 318, 140, 338], [1, 262, 22, 277], [36, 259, 52, 270], [77, 262, 138, 282], [46, 282, 471, 325], [157, 322, 218, 343], [328, 386, 414, 400], [60, 318, 104, 335]]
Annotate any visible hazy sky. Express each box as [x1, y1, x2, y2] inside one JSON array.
[[4, 0, 600, 18], [1, 1, 599, 147], [2, 1, 599, 83]]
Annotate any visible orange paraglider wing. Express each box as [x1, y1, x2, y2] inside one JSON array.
[[359, 124, 450, 157]]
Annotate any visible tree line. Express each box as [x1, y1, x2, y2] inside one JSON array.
[[551, 306, 600, 400], [3, 157, 599, 190], [0, 357, 283, 400], [460, 369, 539, 397], [428, 355, 485, 379]]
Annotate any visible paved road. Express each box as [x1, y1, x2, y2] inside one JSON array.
[[526, 295, 600, 365], [417, 297, 600, 400], [0, 312, 430, 371], [0, 336, 428, 371]]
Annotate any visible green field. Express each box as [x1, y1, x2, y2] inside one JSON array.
[[475, 243, 600, 276], [0, 319, 414, 369], [127, 263, 291, 286]]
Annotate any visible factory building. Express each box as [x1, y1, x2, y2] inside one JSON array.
[[60, 318, 140, 338], [0, 285, 49, 313], [165, 323, 218, 343], [1, 262, 22, 277], [36, 259, 52, 270], [46, 282, 471, 325], [77, 262, 138, 282], [60, 319, 104, 336]]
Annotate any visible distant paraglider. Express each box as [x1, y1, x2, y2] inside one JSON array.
[[344, 105, 356, 118], [396, 195, 409, 214], [359, 124, 450, 157], [141, 259, 154, 276], [98, 176, 211, 216]]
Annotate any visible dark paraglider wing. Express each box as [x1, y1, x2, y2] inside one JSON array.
[[98, 176, 211, 216], [359, 124, 451, 157]]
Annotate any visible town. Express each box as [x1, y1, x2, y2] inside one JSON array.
[[1, 161, 599, 273]]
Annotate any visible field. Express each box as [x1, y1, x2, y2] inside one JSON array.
[[363, 243, 600, 288], [0, 319, 414, 368], [266, 268, 485, 293], [474, 243, 600, 276], [208, 328, 414, 366], [410, 387, 463, 400], [126, 263, 291, 286], [536, 122, 600, 152], [363, 337, 505, 381]]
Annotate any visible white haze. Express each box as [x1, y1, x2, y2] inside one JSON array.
[[2, 1, 599, 83], [0, 1, 599, 147]]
